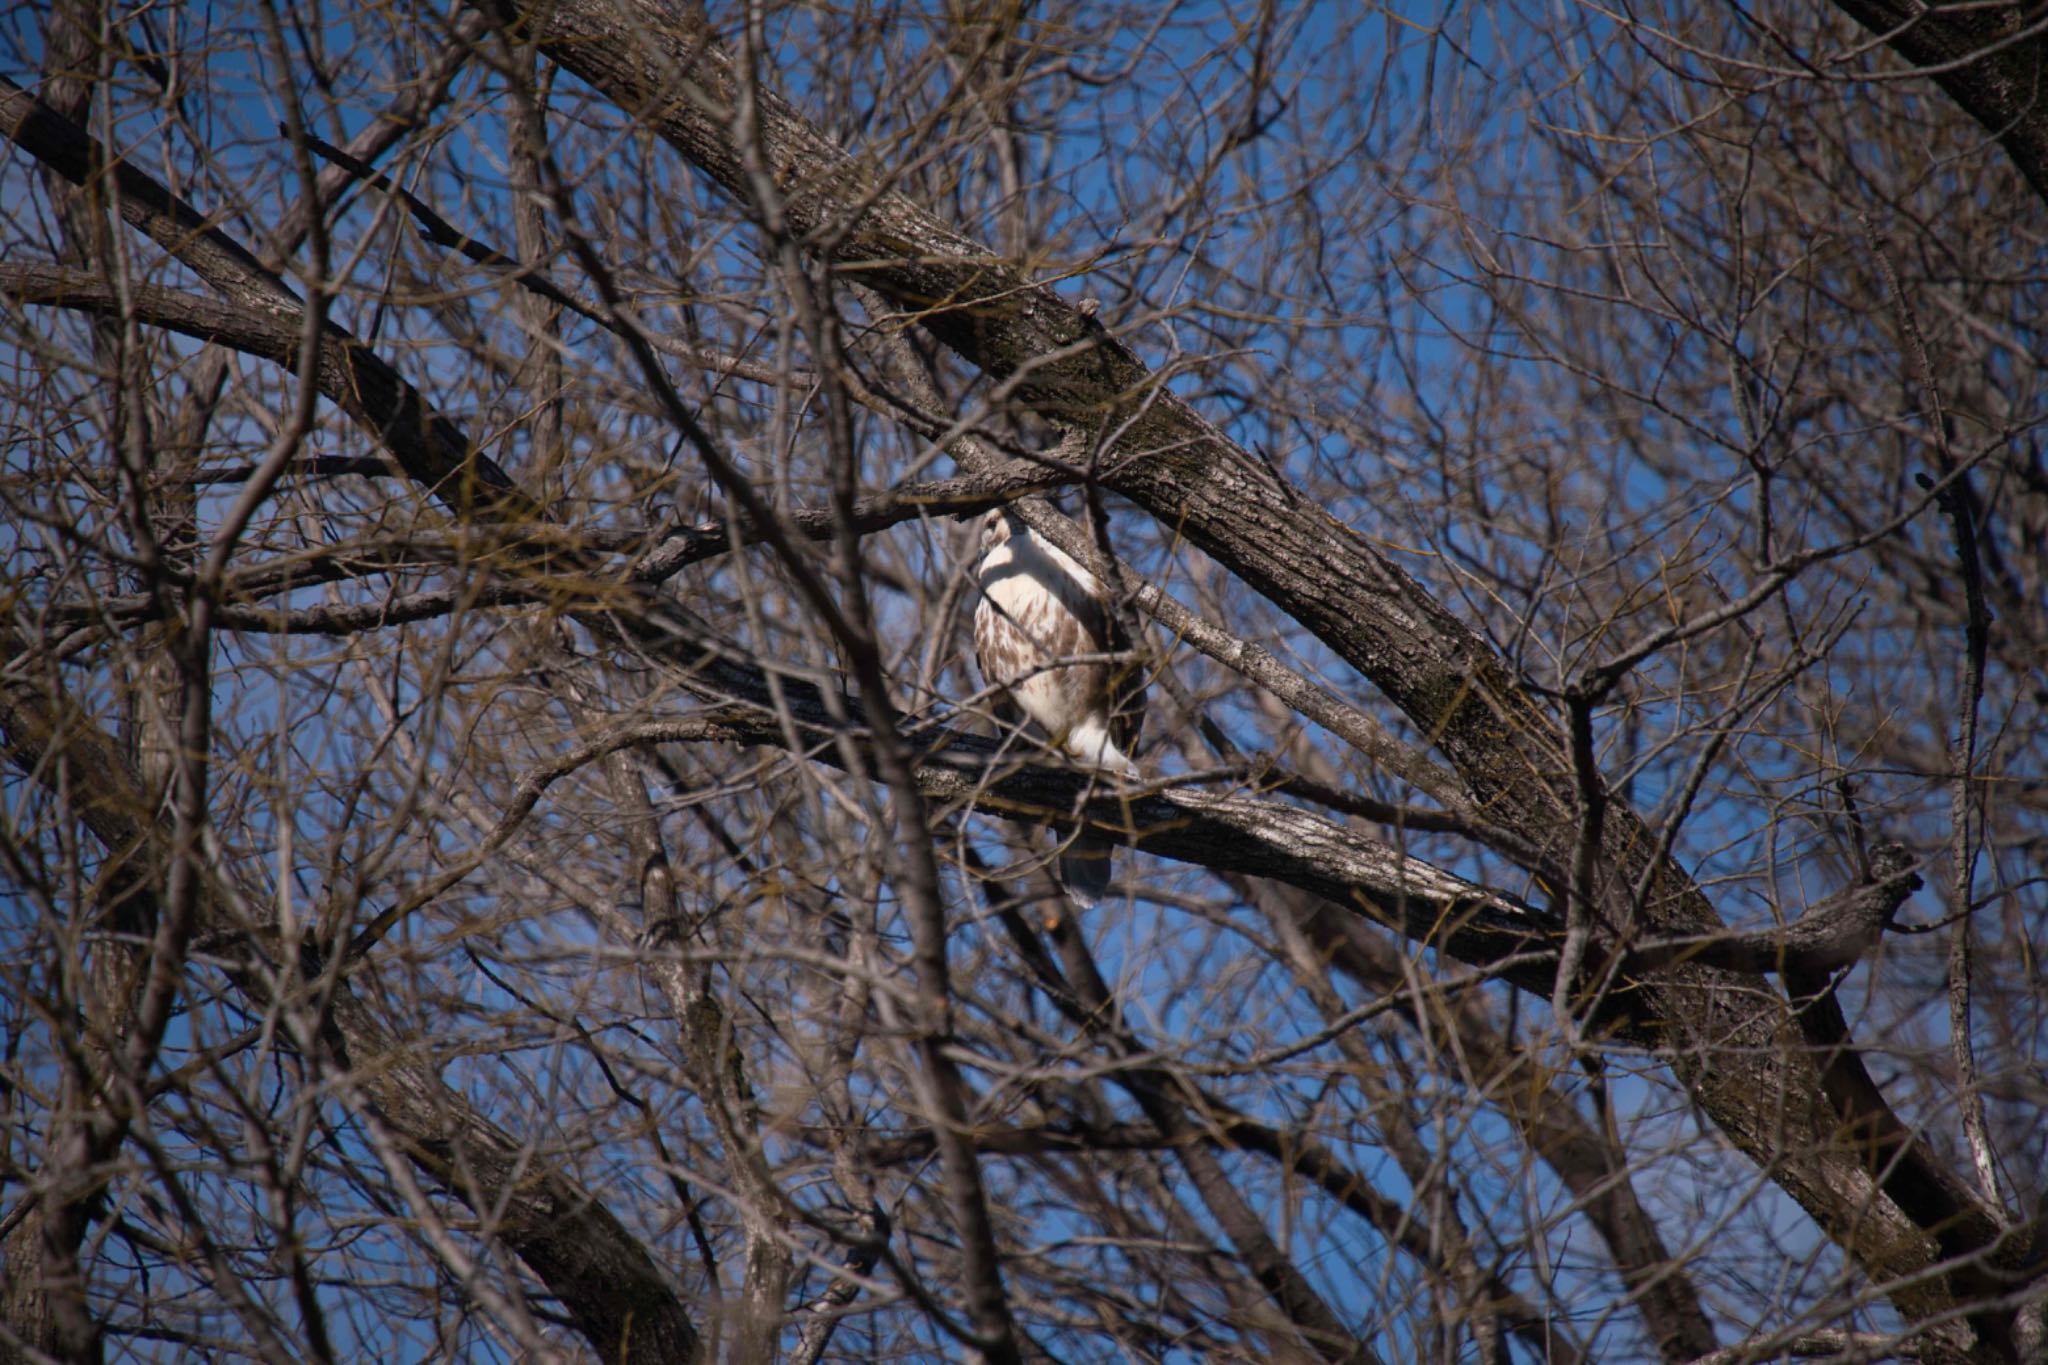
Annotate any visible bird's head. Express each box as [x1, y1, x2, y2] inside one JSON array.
[[978, 506, 1015, 556]]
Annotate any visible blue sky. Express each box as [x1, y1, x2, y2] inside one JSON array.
[[3, 1, 2040, 1361]]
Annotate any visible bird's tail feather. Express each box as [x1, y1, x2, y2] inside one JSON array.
[[1059, 832, 1116, 909]]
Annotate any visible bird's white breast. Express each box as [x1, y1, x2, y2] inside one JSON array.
[[978, 525, 1102, 632], [973, 517, 1134, 773]]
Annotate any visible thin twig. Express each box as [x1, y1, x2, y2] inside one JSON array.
[[301, 128, 797, 388], [1868, 216, 2008, 1220]]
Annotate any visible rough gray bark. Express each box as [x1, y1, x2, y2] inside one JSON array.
[[486, 2, 2034, 1354], [1825, 0, 2048, 205]]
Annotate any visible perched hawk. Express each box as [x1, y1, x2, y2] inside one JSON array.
[[972, 507, 1145, 907]]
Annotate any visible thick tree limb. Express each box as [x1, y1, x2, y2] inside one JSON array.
[[437, 703, 1567, 987], [1824, 2, 2048, 206], [1683, 1327, 1921, 1364], [8, 33, 2034, 1351], [504, 0, 1571, 833], [487, 5, 2028, 1350]]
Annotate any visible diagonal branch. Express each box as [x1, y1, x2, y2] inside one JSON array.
[[0, 73, 528, 521], [1820, 2, 2048, 206], [486, 6, 2028, 1348], [10, 34, 2029, 1348]]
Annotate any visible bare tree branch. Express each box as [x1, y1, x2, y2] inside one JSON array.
[[0, 650, 704, 1365]]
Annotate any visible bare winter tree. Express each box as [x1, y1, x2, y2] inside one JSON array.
[[2, 2, 2044, 1362]]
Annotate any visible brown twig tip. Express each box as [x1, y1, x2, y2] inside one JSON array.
[[1624, 846, 1923, 979]]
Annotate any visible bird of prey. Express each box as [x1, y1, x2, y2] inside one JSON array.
[[972, 507, 1145, 907]]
